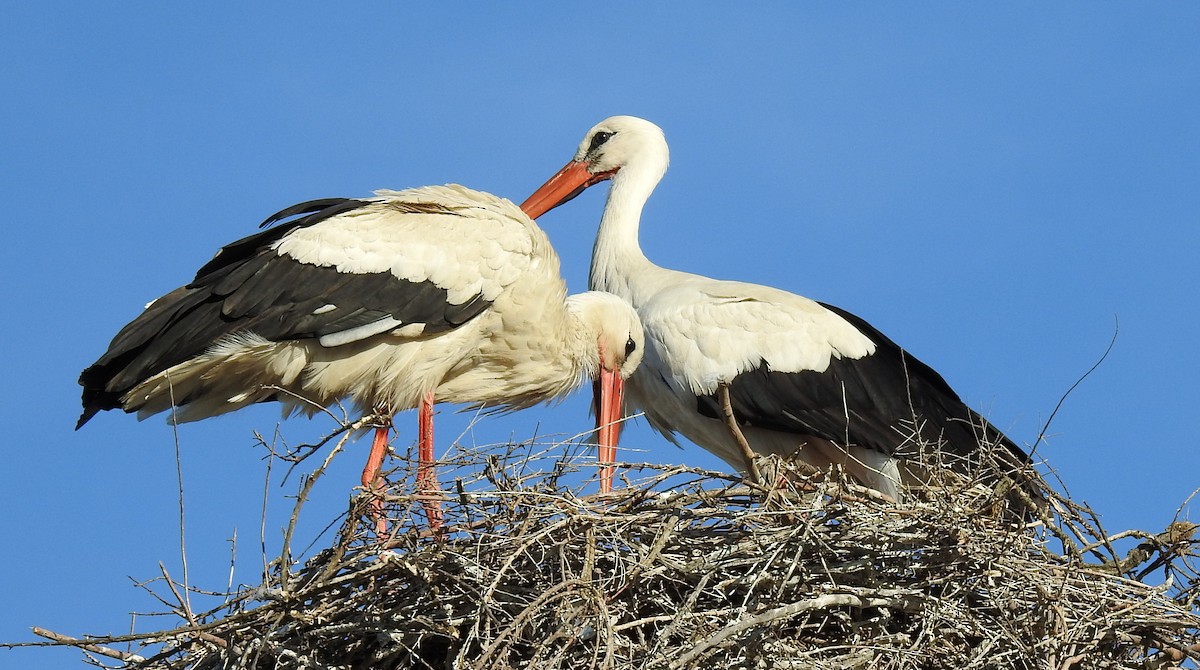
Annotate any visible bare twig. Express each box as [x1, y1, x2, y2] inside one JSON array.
[[717, 381, 761, 485], [165, 374, 193, 620], [31, 627, 145, 663], [1029, 320, 1118, 459]]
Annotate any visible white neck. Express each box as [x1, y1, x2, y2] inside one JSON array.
[[588, 158, 677, 307]]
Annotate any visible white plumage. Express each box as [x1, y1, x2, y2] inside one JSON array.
[[80, 183, 644, 529], [638, 279, 877, 394], [522, 116, 1029, 500]]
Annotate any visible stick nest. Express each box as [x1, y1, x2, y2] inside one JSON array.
[[30, 433, 1200, 669]]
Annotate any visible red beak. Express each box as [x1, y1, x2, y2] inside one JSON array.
[[593, 365, 625, 494], [521, 160, 613, 219]]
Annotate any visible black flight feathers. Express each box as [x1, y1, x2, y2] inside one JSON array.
[[77, 196, 492, 428], [193, 198, 368, 280], [696, 301, 1030, 469]]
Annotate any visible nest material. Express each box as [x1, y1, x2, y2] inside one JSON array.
[[27, 433, 1200, 669]]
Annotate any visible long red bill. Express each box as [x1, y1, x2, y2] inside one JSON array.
[[593, 365, 625, 494], [521, 160, 611, 219]]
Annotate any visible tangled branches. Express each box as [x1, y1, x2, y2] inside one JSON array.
[[21, 431, 1200, 669]]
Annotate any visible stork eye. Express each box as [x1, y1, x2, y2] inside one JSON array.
[[624, 337, 637, 357], [588, 131, 615, 154]]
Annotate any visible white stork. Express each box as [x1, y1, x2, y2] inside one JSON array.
[[521, 116, 1030, 501], [78, 184, 645, 532]]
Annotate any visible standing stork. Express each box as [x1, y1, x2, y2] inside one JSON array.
[[78, 184, 644, 532], [521, 116, 1030, 502]]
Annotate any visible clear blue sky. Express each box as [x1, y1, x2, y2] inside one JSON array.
[[2, 4, 1197, 666]]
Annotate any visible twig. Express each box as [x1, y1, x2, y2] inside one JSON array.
[[158, 562, 197, 628], [279, 415, 366, 590], [1029, 319, 1117, 458], [31, 627, 145, 663], [670, 593, 920, 669], [717, 381, 761, 485], [165, 374, 193, 620]]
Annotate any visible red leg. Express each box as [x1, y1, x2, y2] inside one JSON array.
[[416, 391, 444, 531], [361, 422, 391, 537]]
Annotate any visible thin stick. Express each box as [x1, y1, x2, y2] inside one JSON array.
[[31, 628, 145, 663], [671, 593, 920, 668], [258, 429, 274, 584], [158, 562, 197, 628], [165, 374, 193, 619], [1029, 318, 1117, 458], [279, 417, 364, 590], [717, 381, 761, 485]]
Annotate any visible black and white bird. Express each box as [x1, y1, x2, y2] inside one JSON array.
[[78, 183, 644, 531], [521, 116, 1029, 501]]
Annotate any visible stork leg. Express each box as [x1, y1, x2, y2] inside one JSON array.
[[416, 391, 444, 531], [361, 419, 392, 537]]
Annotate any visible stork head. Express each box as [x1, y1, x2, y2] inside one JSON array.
[[521, 116, 669, 219], [566, 291, 644, 382], [565, 291, 645, 493]]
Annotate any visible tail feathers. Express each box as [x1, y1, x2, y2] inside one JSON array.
[[101, 335, 314, 425]]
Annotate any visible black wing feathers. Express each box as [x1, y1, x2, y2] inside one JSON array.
[[78, 197, 495, 428], [258, 198, 362, 229], [697, 302, 1028, 468], [445, 293, 490, 326], [193, 198, 368, 280]]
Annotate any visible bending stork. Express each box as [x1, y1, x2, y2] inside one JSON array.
[[522, 116, 1029, 501], [79, 184, 644, 532]]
